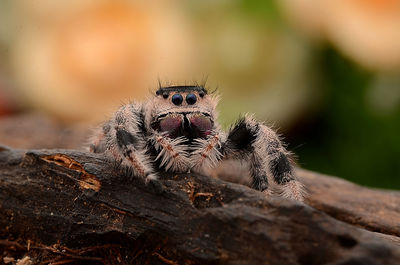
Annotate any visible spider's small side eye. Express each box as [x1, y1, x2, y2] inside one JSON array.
[[199, 91, 205, 98], [172, 94, 183, 105], [162, 93, 169, 99]]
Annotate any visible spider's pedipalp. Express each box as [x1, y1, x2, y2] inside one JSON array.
[[152, 134, 190, 172], [189, 132, 224, 175]]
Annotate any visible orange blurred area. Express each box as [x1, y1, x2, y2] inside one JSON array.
[[0, 0, 399, 123], [279, 0, 400, 70], [1, 0, 398, 123], [0, 0, 320, 126], [3, 0, 197, 122]]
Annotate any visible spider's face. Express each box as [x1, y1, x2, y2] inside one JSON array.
[[145, 86, 218, 140]]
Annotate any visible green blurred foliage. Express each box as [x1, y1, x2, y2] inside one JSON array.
[[290, 48, 400, 189], [238, 0, 280, 23], [228, 0, 400, 190]]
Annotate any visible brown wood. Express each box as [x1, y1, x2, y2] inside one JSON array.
[[301, 169, 400, 239], [1, 145, 399, 265], [0, 114, 399, 264]]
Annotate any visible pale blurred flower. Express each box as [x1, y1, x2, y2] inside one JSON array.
[[9, 0, 196, 122], [279, 0, 400, 71]]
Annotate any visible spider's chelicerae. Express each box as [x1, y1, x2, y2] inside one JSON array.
[[89, 85, 304, 201]]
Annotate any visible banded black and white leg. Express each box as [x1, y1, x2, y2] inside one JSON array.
[[224, 116, 304, 201], [90, 104, 157, 181]]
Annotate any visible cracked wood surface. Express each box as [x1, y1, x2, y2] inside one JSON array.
[[0, 114, 400, 264], [0, 145, 400, 265], [301, 170, 400, 240]]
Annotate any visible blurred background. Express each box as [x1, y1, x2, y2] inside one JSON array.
[[0, 0, 399, 189]]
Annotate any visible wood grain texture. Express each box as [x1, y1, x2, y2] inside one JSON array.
[[1, 145, 399, 264]]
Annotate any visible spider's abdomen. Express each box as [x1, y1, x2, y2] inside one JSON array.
[[152, 113, 213, 140]]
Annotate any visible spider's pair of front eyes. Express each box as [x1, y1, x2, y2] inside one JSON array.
[[164, 93, 197, 106]]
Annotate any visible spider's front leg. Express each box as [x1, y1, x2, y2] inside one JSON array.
[[89, 104, 157, 181], [224, 116, 304, 201]]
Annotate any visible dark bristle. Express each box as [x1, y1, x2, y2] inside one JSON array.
[[227, 118, 257, 151], [155, 85, 207, 96]]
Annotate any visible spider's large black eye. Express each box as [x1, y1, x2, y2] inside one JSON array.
[[172, 94, 183, 105], [186, 93, 197, 105]]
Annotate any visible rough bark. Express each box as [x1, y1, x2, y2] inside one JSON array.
[[0, 145, 399, 265], [0, 113, 89, 150], [1, 114, 399, 264]]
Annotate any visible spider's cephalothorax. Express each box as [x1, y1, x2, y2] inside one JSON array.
[[149, 86, 216, 141], [89, 85, 304, 201]]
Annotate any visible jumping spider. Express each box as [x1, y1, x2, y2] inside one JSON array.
[[89, 85, 304, 201]]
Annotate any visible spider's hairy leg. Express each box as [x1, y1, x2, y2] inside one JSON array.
[[88, 123, 108, 153], [190, 132, 224, 175], [90, 103, 157, 181], [152, 133, 190, 172], [224, 116, 304, 201]]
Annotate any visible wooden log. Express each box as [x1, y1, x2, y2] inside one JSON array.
[[0, 145, 399, 264], [301, 170, 400, 241]]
